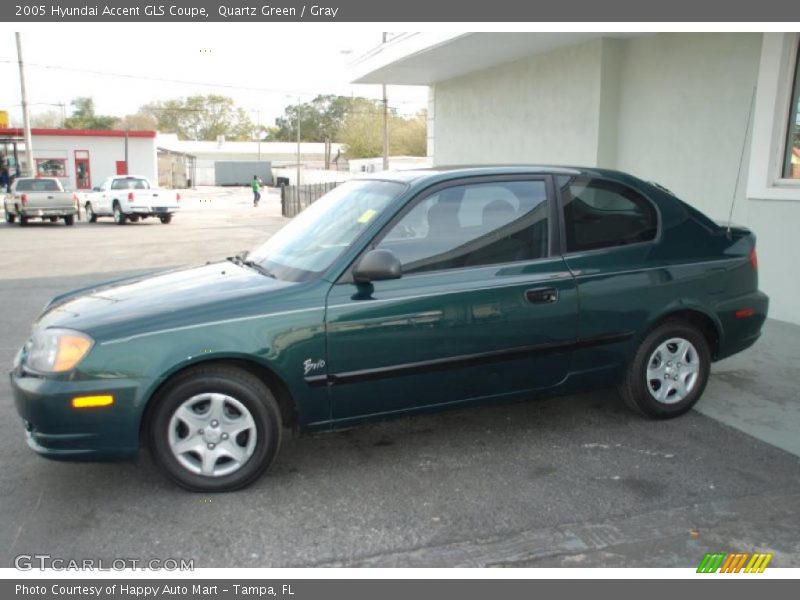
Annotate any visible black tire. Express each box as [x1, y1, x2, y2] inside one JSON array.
[[129, 215, 140, 223], [85, 202, 97, 223], [49, 216, 57, 223], [618, 320, 711, 419], [113, 202, 126, 225], [160, 214, 172, 224], [18, 209, 27, 227], [64, 215, 75, 226], [148, 366, 282, 492]]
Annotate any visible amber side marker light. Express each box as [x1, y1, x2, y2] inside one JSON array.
[[71, 395, 114, 409]]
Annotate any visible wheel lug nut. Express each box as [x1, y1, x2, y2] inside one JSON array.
[[207, 443, 215, 449], [198, 429, 204, 434], [667, 361, 672, 366], [211, 420, 219, 427], [221, 433, 229, 440], [664, 374, 669, 380]]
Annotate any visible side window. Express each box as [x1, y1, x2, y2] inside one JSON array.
[[377, 180, 549, 274], [559, 176, 657, 252]]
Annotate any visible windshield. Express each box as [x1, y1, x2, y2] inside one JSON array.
[[248, 179, 406, 281]]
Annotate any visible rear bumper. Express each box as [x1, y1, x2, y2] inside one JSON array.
[[10, 369, 148, 461], [715, 290, 769, 360], [19, 207, 77, 218], [127, 206, 178, 217]]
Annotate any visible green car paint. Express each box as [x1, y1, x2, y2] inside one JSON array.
[[10, 166, 769, 461]]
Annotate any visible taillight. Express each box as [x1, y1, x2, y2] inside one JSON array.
[[127, 192, 134, 202], [176, 193, 181, 202], [749, 247, 758, 270], [20, 193, 28, 205]]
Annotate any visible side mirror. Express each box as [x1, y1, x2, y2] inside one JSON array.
[[353, 249, 402, 283]]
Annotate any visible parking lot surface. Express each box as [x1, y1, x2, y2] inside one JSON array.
[[1, 187, 799, 568]]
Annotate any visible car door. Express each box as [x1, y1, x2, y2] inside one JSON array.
[[323, 176, 579, 422], [96, 178, 112, 214]]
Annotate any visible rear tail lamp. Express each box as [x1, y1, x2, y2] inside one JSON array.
[[176, 193, 181, 202], [20, 193, 28, 205], [127, 192, 134, 202], [749, 247, 758, 271]]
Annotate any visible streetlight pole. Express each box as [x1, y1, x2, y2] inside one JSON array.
[[296, 95, 301, 187], [15, 33, 34, 176], [382, 32, 389, 171]]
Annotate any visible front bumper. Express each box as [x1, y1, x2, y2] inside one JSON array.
[[10, 369, 148, 461]]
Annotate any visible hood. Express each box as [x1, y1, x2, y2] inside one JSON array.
[[35, 262, 297, 339]]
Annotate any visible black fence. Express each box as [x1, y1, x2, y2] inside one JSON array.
[[280, 181, 344, 217]]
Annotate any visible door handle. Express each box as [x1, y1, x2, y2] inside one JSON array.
[[525, 287, 558, 304]]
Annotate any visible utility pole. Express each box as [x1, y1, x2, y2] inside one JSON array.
[[296, 96, 301, 186], [382, 32, 389, 171], [15, 33, 34, 176], [256, 109, 261, 161]]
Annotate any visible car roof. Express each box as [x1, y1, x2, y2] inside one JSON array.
[[357, 165, 638, 185]]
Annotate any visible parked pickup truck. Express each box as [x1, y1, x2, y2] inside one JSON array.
[[83, 175, 180, 225], [4, 177, 78, 226]]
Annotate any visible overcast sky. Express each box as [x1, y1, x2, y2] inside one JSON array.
[[0, 25, 429, 129]]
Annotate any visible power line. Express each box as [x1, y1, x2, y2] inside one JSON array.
[[0, 58, 428, 106]]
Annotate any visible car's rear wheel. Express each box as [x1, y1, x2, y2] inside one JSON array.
[[17, 208, 27, 227], [64, 215, 75, 226], [85, 202, 97, 223], [618, 320, 711, 419], [149, 366, 282, 492], [160, 214, 172, 224], [113, 202, 126, 225]]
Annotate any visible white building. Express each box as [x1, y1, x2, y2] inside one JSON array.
[[351, 32, 800, 325], [0, 127, 157, 191], [156, 134, 345, 185]]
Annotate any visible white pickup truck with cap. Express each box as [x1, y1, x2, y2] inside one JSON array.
[[3, 177, 79, 226], [83, 175, 180, 225]]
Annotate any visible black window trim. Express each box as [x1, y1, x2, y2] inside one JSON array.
[[554, 175, 662, 257], [336, 174, 559, 285]]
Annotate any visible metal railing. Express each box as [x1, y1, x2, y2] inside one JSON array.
[[280, 181, 344, 217]]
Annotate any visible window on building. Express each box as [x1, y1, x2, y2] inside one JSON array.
[[785, 42, 800, 180], [35, 158, 67, 178], [377, 180, 549, 274], [559, 176, 658, 253]]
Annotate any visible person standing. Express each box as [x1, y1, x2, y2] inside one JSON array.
[[252, 175, 262, 207]]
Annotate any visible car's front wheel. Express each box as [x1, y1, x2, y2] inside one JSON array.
[[85, 202, 97, 223], [618, 320, 711, 419], [149, 366, 282, 492]]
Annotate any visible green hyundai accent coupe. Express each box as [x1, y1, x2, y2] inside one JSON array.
[[11, 167, 768, 491]]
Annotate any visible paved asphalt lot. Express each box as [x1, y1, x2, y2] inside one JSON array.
[[1, 187, 799, 568]]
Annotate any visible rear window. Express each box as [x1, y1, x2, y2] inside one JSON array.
[[558, 176, 658, 252], [111, 177, 150, 190], [15, 179, 61, 192]]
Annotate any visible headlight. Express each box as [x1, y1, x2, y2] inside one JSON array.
[[25, 328, 94, 373]]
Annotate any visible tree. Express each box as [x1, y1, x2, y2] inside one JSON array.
[[141, 94, 255, 141], [30, 109, 64, 128], [114, 112, 158, 131], [272, 95, 377, 142], [339, 108, 428, 159], [63, 97, 116, 130]]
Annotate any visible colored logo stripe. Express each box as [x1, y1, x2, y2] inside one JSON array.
[[697, 552, 773, 573]]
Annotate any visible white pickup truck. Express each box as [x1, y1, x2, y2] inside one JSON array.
[[4, 177, 78, 226], [83, 175, 180, 225]]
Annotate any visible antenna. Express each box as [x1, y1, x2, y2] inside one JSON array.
[[727, 86, 757, 235]]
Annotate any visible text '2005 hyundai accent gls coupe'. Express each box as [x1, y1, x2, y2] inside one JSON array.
[[11, 167, 768, 491]]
